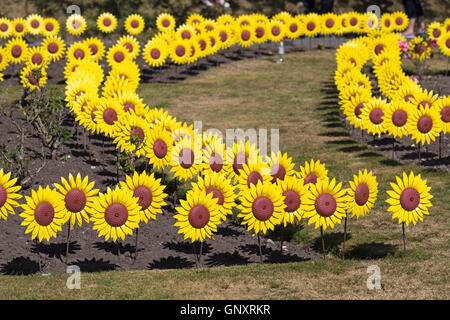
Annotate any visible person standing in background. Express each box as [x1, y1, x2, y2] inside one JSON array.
[[402, 0, 426, 36]]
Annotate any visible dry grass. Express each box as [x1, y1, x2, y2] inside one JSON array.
[[0, 48, 449, 300]]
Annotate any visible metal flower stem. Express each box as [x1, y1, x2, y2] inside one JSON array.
[[418, 144, 421, 164], [402, 222, 407, 256], [320, 226, 326, 260], [35, 239, 42, 274], [134, 227, 139, 261], [193, 240, 204, 268], [116, 240, 121, 262], [342, 214, 348, 259], [392, 139, 396, 159], [257, 233, 263, 263], [65, 223, 71, 264]]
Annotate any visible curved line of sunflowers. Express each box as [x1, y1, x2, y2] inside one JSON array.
[[335, 29, 450, 155], [3, 11, 448, 84], [0, 12, 437, 264]]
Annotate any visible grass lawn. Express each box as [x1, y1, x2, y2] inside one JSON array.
[[0, 48, 449, 299]]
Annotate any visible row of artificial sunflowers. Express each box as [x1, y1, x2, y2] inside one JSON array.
[[0, 163, 433, 244], [0, 10, 413, 83], [0, 11, 413, 39], [1, 11, 450, 85], [335, 32, 450, 146]]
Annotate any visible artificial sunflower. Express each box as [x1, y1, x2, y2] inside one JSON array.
[[102, 74, 135, 98], [88, 186, 141, 242], [42, 18, 59, 37], [170, 136, 203, 181], [176, 24, 196, 41], [25, 46, 49, 68], [391, 11, 408, 31], [427, 22, 442, 41], [26, 14, 44, 35], [119, 171, 167, 223], [67, 41, 92, 62], [97, 12, 117, 33], [435, 96, 450, 134], [195, 33, 212, 58], [117, 35, 141, 60], [20, 65, 47, 91], [437, 31, 450, 57], [253, 21, 269, 44], [342, 93, 371, 130], [19, 185, 65, 242], [237, 180, 285, 235], [200, 19, 217, 33], [174, 189, 221, 242], [409, 36, 431, 62], [225, 140, 259, 183], [360, 97, 388, 136], [284, 16, 303, 39], [143, 38, 168, 68], [74, 94, 101, 134], [186, 13, 204, 26], [124, 14, 145, 35], [116, 90, 145, 114], [302, 177, 347, 230], [346, 12, 362, 33], [296, 159, 328, 186], [11, 18, 27, 37], [346, 169, 378, 219], [383, 100, 413, 139], [157, 13, 176, 32], [0, 47, 9, 72], [66, 14, 87, 36], [106, 44, 130, 67], [265, 151, 296, 183], [55, 173, 99, 228], [6, 37, 28, 64], [386, 171, 432, 226], [411, 89, 439, 110], [380, 13, 394, 32], [94, 97, 123, 137], [84, 37, 105, 62], [236, 14, 254, 27], [170, 39, 192, 65], [237, 25, 255, 48], [217, 14, 235, 26], [235, 161, 272, 192], [276, 175, 308, 226], [190, 172, 235, 222], [0, 18, 12, 38], [42, 36, 66, 62], [321, 13, 339, 35], [0, 169, 22, 221], [406, 106, 443, 145], [393, 81, 421, 103], [202, 137, 231, 177], [113, 112, 151, 157], [267, 19, 285, 42], [145, 124, 174, 170]]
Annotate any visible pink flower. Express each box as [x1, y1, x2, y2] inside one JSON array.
[[399, 40, 409, 52], [404, 53, 412, 59], [409, 75, 419, 83]]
